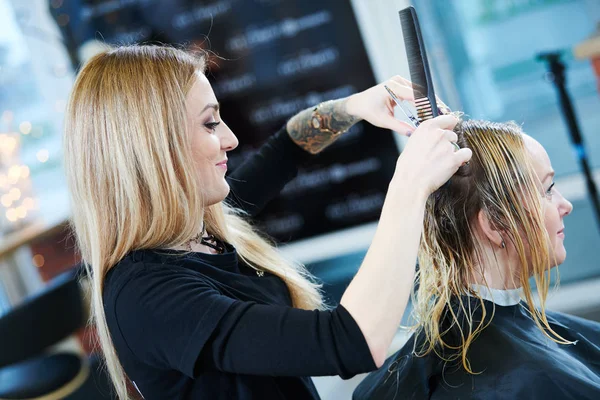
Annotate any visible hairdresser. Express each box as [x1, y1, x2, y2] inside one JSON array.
[[63, 45, 472, 400]]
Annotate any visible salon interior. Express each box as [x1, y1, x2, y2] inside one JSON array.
[[0, 0, 599, 398]]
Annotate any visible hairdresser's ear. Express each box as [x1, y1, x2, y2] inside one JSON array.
[[476, 210, 504, 248]]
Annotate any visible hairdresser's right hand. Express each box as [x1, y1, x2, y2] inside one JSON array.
[[393, 115, 472, 197]]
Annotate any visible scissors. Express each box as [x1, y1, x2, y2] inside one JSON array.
[[384, 84, 421, 129], [384, 84, 460, 152]]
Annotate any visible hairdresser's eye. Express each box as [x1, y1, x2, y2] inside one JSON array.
[[545, 182, 555, 199], [204, 121, 221, 132]]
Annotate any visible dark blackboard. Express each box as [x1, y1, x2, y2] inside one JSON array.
[[52, 0, 399, 242]]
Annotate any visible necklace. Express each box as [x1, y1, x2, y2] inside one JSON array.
[[186, 223, 225, 254], [186, 223, 264, 277]]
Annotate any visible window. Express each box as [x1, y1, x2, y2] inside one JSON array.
[[0, 0, 72, 229], [0, 0, 73, 302]]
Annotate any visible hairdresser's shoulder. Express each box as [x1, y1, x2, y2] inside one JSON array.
[[104, 249, 196, 296]]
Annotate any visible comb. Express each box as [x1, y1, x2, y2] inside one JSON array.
[[399, 6, 439, 123]]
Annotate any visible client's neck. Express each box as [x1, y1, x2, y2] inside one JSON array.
[[473, 268, 521, 290], [470, 244, 521, 290]]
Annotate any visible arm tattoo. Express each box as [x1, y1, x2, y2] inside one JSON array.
[[286, 98, 361, 155]]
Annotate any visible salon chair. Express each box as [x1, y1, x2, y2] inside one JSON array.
[[0, 268, 112, 399]]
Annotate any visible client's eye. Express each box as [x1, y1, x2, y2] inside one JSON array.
[[545, 182, 555, 199]]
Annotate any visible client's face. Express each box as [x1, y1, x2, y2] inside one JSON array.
[[523, 135, 573, 266], [186, 72, 239, 205]]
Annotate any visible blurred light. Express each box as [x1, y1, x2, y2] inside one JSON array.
[[19, 121, 32, 134], [8, 137, 17, 151], [6, 208, 17, 222], [1, 111, 13, 123], [1, 195, 12, 208], [23, 197, 35, 209], [15, 206, 26, 219], [1, 136, 18, 154], [20, 165, 30, 178], [57, 13, 69, 26], [8, 165, 21, 181], [9, 188, 21, 201], [17, 206, 27, 219], [54, 99, 66, 113], [37, 149, 49, 163], [50, 0, 64, 8], [0, 174, 7, 188], [33, 254, 45, 268]]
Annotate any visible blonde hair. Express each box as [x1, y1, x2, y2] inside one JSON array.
[[413, 119, 570, 374], [63, 45, 323, 399]]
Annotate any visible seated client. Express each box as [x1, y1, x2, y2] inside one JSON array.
[[354, 119, 600, 399]]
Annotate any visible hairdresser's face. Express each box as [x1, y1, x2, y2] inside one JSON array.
[[186, 72, 239, 205], [523, 135, 573, 266]]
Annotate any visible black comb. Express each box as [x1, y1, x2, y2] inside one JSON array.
[[399, 6, 439, 123]]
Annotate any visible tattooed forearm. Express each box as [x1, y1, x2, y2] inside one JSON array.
[[286, 98, 361, 155]]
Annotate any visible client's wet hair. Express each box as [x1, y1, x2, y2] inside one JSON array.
[[413, 120, 569, 373]]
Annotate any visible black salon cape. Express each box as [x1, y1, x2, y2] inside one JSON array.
[[103, 127, 376, 400], [353, 296, 600, 400]]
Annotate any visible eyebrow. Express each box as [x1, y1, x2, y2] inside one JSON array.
[[542, 171, 555, 182], [200, 102, 220, 114]]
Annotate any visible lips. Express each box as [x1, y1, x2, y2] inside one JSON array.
[[216, 159, 228, 172]]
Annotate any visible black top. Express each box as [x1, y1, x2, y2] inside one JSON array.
[[103, 127, 376, 400], [353, 296, 600, 400]]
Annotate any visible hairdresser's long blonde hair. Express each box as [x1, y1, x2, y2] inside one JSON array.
[[413, 120, 570, 374], [63, 45, 323, 399]]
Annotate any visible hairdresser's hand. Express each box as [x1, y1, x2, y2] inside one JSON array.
[[393, 115, 472, 197], [346, 75, 416, 135]]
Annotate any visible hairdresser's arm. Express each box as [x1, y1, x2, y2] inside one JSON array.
[[286, 76, 416, 154], [340, 115, 472, 367], [227, 76, 415, 215]]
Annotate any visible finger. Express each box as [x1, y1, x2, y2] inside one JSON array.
[[454, 148, 473, 165], [380, 115, 415, 136], [443, 129, 458, 143], [424, 114, 459, 130], [390, 75, 414, 88], [386, 98, 396, 114], [386, 80, 415, 102]]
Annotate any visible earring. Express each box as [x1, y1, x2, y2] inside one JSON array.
[[501, 241, 506, 249]]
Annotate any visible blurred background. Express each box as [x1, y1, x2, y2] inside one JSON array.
[[0, 0, 599, 398]]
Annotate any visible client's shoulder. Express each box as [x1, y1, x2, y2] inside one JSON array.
[[353, 331, 441, 400]]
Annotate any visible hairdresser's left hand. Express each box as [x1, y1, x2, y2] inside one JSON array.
[[346, 75, 416, 136]]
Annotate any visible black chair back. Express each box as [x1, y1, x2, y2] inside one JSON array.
[[0, 270, 85, 368]]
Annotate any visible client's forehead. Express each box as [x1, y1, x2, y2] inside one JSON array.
[[522, 133, 552, 181]]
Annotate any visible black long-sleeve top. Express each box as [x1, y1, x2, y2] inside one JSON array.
[[103, 127, 377, 400]]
